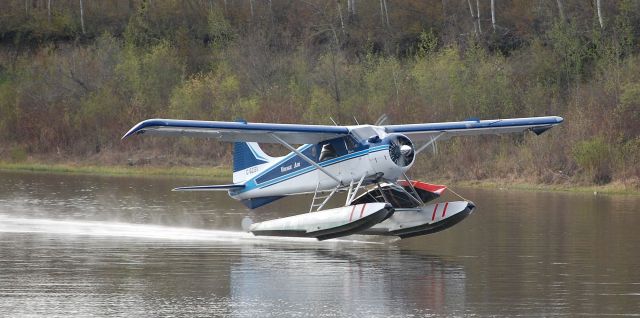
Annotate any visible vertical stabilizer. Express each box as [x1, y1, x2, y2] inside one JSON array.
[[233, 142, 273, 184]]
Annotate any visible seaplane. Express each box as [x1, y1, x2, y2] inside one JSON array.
[[122, 115, 563, 240]]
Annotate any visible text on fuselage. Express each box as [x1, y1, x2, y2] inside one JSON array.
[[281, 161, 301, 173]]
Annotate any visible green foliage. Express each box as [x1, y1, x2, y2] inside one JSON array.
[[572, 137, 612, 184], [614, 0, 638, 56], [123, 2, 154, 48], [117, 42, 184, 116], [620, 83, 640, 109], [619, 138, 640, 177], [0, 79, 17, 139], [122, 0, 210, 48], [208, 8, 235, 50], [547, 20, 595, 84], [0, 0, 640, 185], [410, 47, 517, 121], [615, 82, 640, 139], [363, 56, 402, 118], [417, 29, 438, 58], [78, 84, 126, 152], [410, 47, 465, 120], [304, 86, 335, 124], [9, 146, 27, 162], [169, 64, 256, 120]]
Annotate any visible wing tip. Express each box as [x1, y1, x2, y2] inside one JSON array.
[[121, 118, 165, 140], [121, 129, 137, 140]]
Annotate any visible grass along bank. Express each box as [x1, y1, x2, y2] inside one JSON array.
[[0, 161, 231, 180], [448, 179, 640, 196], [1, 160, 638, 195]]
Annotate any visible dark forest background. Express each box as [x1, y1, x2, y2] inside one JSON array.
[[0, 0, 639, 187]]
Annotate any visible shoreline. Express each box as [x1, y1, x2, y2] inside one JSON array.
[[1, 161, 638, 195], [0, 161, 231, 180], [447, 180, 639, 196]]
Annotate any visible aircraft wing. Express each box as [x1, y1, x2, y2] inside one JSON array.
[[383, 116, 563, 141], [122, 119, 350, 144]]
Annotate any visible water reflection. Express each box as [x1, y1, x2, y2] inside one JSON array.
[[0, 232, 466, 317], [231, 246, 466, 317], [1, 171, 640, 317]]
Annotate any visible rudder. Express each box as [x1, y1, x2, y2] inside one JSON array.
[[233, 142, 273, 184]]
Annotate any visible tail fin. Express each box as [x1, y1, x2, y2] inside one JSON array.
[[233, 142, 273, 184]]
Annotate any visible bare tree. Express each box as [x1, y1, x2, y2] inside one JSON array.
[[467, 0, 478, 36], [382, 0, 389, 27], [556, 0, 565, 22], [347, 0, 355, 19], [379, 0, 389, 28], [476, 0, 482, 33], [336, 0, 346, 35], [47, 0, 51, 23], [380, 0, 385, 26], [268, 0, 274, 23], [79, 0, 85, 34], [491, 0, 496, 31], [441, 0, 446, 20], [596, 0, 604, 29], [330, 50, 341, 112], [249, 0, 254, 20]]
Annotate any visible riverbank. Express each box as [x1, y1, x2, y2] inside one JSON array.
[[448, 179, 640, 196], [0, 161, 231, 180], [1, 161, 638, 195]]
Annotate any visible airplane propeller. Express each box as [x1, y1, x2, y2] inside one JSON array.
[[388, 135, 415, 167], [374, 114, 389, 126]]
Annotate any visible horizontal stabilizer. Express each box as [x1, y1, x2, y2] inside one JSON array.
[[172, 184, 245, 191]]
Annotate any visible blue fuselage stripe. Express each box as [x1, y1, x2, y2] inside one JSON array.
[[235, 145, 388, 194]]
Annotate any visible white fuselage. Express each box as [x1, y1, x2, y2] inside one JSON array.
[[230, 144, 408, 200]]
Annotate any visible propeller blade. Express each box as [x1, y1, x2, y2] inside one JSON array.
[[375, 114, 389, 126]]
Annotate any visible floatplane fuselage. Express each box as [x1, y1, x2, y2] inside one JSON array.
[[228, 133, 413, 208], [123, 116, 563, 240]]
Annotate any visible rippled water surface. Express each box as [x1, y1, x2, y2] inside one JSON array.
[[1, 171, 639, 317]]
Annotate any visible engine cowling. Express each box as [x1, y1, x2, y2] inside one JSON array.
[[387, 134, 415, 168], [366, 133, 415, 181]]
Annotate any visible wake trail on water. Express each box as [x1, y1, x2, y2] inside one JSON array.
[[0, 214, 378, 244]]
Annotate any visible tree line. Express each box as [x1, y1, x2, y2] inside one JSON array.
[[0, 0, 639, 186]]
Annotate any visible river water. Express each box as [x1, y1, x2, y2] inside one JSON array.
[[0, 170, 639, 317]]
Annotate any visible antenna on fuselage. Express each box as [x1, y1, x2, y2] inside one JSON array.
[[329, 117, 339, 126], [353, 116, 360, 125]]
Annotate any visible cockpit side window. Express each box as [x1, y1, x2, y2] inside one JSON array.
[[344, 135, 358, 153], [317, 137, 351, 162]]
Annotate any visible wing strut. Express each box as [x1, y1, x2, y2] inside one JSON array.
[[269, 133, 342, 184]]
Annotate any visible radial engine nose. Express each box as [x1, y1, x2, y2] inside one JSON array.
[[388, 134, 415, 168], [400, 144, 413, 157]]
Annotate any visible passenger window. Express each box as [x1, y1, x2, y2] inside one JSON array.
[[319, 143, 336, 162]]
